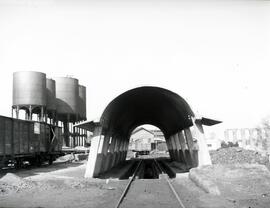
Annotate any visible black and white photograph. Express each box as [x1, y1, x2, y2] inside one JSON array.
[[0, 0, 270, 207]]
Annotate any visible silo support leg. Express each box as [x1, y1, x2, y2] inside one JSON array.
[[16, 106, 19, 119]]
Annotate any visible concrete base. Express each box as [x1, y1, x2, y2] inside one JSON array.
[[93, 154, 104, 177], [85, 133, 102, 178]]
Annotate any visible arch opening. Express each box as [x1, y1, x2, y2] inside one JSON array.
[[127, 124, 169, 160]]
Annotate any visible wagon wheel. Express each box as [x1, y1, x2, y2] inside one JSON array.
[[15, 158, 23, 169], [35, 156, 42, 167], [48, 155, 54, 165]]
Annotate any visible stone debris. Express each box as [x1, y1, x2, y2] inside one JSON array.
[[210, 147, 270, 169], [74, 146, 89, 152], [54, 153, 88, 163], [189, 163, 270, 198], [55, 154, 75, 163], [0, 173, 36, 194]]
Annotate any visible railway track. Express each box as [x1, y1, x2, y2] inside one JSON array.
[[114, 158, 186, 208]]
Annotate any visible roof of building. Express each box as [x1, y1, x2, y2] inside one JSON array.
[[151, 129, 164, 137], [132, 127, 154, 135]]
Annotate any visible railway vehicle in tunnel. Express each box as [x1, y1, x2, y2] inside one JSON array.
[[75, 86, 221, 178], [129, 127, 167, 155], [0, 115, 63, 168], [129, 127, 153, 155]]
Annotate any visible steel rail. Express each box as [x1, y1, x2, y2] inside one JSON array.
[[114, 159, 143, 208], [154, 159, 186, 208]]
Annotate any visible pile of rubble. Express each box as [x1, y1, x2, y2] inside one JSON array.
[[210, 147, 270, 170], [0, 173, 36, 194]]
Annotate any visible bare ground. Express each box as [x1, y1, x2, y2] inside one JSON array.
[[0, 161, 128, 208], [1, 160, 270, 208]]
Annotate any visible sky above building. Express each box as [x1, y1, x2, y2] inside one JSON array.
[[0, 0, 269, 137]]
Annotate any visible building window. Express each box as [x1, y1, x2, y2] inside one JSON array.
[[207, 144, 212, 147]]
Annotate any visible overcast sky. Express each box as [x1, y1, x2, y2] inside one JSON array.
[[0, 0, 269, 136]]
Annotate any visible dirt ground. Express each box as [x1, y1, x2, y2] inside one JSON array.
[[120, 178, 180, 208], [0, 162, 204, 208], [173, 173, 233, 208], [188, 164, 270, 208], [1, 158, 270, 208], [0, 161, 128, 208]]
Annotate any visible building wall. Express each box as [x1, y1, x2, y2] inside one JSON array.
[[224, 128, 270, 154], [129, 128, 154, 151], [204, 132, 221, 150], [129, 128, 167, 152], [205, 138, 220, 150], [131, 129, 154, 141]]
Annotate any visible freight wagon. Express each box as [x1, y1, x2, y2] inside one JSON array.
[[134, 139, 151, 155], [0, 115, 63, 168]]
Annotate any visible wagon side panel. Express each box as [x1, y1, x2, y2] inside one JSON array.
[[13, 120, 20, 154], [0, 117, 5, 155], [4, 119, 12, 155]]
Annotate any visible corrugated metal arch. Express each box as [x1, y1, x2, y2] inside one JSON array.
[[100, 86, 194, 138]]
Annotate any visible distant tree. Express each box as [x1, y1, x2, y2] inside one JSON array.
[[220, 140, 239, 149], [221, 140, 228, 148], [227, 141, 239, 147]]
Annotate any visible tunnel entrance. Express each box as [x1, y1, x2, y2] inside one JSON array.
[[76, 86, 221, 178]]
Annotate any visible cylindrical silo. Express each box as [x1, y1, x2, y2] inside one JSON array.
[[13, 71, 46, 120], [78, 85, 87, 121], [46, 78, 56, 119], [54, 77, 79, 123], [13, 71, 47, 107]]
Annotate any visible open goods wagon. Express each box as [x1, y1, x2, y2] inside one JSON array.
[[0, 115, 63, 168]]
